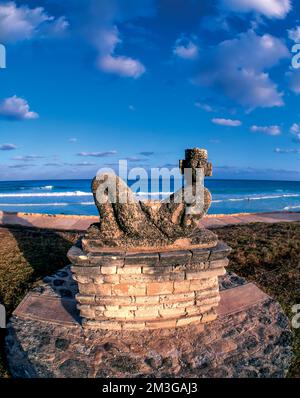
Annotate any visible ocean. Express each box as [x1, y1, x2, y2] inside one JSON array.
[[0, 179, 299, 216]]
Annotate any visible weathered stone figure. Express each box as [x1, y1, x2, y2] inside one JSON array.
[[89, 148, 216, 249], [69, 148, 229, 330]]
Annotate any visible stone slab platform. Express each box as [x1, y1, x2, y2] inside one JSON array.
[[5, 269, 293, 378], [13, 282, 268, 327], [1, 210, 299, 232]]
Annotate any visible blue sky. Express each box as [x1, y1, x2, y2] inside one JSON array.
[[0, 0, 300, 181]]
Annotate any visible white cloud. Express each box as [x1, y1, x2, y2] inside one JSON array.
[[195, 102, 213, 112], [288, 26, 300, 42], [98, 53, 145, 79], [67, 162, 96, 167], [221, 0, 291, 19], [0, 143, 17, 150], [193, 31, 288, 109], [0, 96, 39, 120], [274, 148, 300, 154], [288, 70, 300, 94], [12, 155, 43, 161], [250, 125, 281, 136], [290, 123, 300, 142], [173, 36, 199, 60], [94, 24, 146, 79], [290, 123, 300, 134], [0, 1, 68, 43], [68, 138, 77, 143], [77, 151, 117, 157], [212, 118, 242, 127]]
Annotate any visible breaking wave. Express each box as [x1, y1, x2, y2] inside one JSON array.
[[283, 205, 300, 211], [0, 191, 92, 198], [212, 193, 300, 204]]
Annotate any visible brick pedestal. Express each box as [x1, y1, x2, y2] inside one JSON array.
[[67, 241, 231, 330]]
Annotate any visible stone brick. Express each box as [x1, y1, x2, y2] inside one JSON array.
[[119, 274, 157, 283], [159, 291, 195, 304], [73, 275, 92, 284], [147, 282, 174, 295], [159, 250, 191, 267], [163, 300, 195, 309], [169, 272, 186, 281], [67, 246, 90, 266], [134, 295, 160, 305], [95, 305, 106, 311], [95, 296, 132, 306], [112, 283, 147, 296], [201, 310, 217, 323], [196, 296, 220, 307], [100, 265, 117, 275], [173, 280, 190, 293], [176, 262, 207, 272], [76, 294, 95, 305], [146, 319, 177, 329], [159, 307, 187, 318], [209, 241, 231, 261], [186, 267, 225, 280], [78, 282, 96, 295], [176, 315, 202, 327], [104, 305, 119, 311], [83, 319, 122, 330], [77, 305, 95, 318], [71, 265, 101, 277], [125, 252, 159, 266], [186, 304, 214, 316], [102, 275, 120, 283], [134, 306, 160, 319], [209, 258, 229, 269], [104, 308, 135, 319], [119, 304, 138, 311], [93, 276, 105, 285], [142, 266, 172, 274], [94, 284, 112, 296], [87, 251, 125, 266], [190, 247, 210, 263], [190, 277, 218, 291], [195, 286, 219, 298], [117, 266, 142, 275], [122, 322, 146, 330]]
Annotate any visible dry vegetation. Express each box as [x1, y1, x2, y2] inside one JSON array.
[[0, 222, 299, 378]]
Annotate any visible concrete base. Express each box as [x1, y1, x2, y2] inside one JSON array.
[[5, 268, 293, 378]]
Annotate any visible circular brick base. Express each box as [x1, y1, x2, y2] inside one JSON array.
[[5, 269, 293, 378], [68, 241, 231, 330]]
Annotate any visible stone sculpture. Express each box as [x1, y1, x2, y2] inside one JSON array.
[[87, 148, 217, 250], [69, 148, 231, 330]]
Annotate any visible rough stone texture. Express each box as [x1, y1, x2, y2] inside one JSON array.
[[90, 148, 218, 249], [5, 271, 293, 378], [68, 241, 230, 330]]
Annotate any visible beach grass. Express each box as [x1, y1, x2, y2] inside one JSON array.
[[0, 221, 299, 378]]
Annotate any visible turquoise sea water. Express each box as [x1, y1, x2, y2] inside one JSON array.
[[0, 179, 299, 216]]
